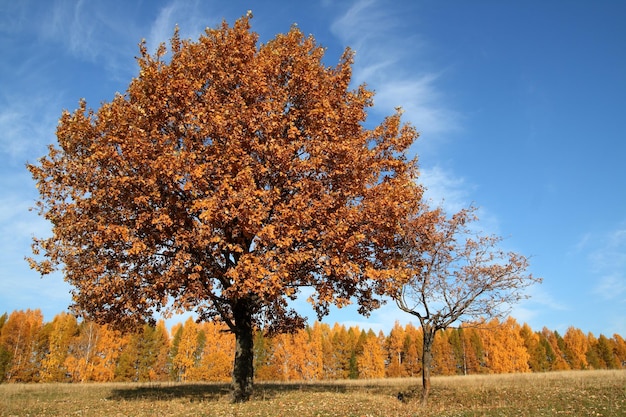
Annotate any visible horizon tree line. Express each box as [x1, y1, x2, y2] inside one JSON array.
[[1, 309, 624, 384]]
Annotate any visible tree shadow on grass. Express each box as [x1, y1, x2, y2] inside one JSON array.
[[109, 382, 350, 403], [109, 383, 231, 402]]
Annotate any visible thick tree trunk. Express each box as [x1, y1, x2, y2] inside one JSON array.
[[421, 327, 435, 405], [231, 298, 254, 402]]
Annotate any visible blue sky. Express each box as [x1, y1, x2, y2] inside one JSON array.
[[1, 0, 624, 337]]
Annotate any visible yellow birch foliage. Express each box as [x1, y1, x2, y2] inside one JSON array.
[[290, 327, 324, 380], [542, 327, 570, 371], [432, 329, 458, 375], [40, 312, 78, 381], [563, 326, 589, 370], [457, 326, 485, 374], [402, 323, 422, 377], [267, 333, 294, 381], [148, 320, 171, 381], [253, 331, 276, 381], [0, 309, 43, 382], [265, 328, 321, 381], [64, 321, 95, 382], [385, 321, 407, 377], [274, 329, 322, 380], [306, 323, 326, 379], [63, 321, 124, 382], [481, 317, 530, 374], [173, 317, 200, 382], [1, 308, 624, 383], [613, 334, 626, 368], [357, 331, 386, 379], [317, 322, 337, 379], [331, 324, 357, 379], [89, 324, 126, 382], [194, 321, 234, 381]]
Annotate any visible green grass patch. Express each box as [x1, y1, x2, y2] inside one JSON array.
[[1, 370, 624, 416]]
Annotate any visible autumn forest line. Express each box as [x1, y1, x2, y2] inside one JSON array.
[[1, 309, 624, 384]]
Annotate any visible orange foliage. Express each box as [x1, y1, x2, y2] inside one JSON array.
[[385, 321, 407, 377], [172, 317, 200, 381], [402, 323, 423, 377], [564, 326, 589, 370], [27, 14, 421, 339], [432, 330, 458, 376], [0, 310, 624, 383], [542, 327, 570, 371], [0, 309, 43, 382], [357, 331, 386, 379], [480, 318, 530, 374], [40, 312, 78, 382], [27, 15, 423, 401], [194, 322, 234, 382]]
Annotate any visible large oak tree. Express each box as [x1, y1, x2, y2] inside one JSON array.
[[27, 16, 422, 401]]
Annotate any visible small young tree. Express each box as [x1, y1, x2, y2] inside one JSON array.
[[394, 206, 540, 405], [27, 16, 422, 401]]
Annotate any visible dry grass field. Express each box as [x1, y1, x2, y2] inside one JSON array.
[[1, 370, 624, 416]]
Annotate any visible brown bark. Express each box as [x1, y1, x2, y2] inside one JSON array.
[[231, 298, 254, 402], [421, 327, 435, 405]]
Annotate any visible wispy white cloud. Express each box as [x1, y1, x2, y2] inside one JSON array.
[[596, 226, 626, 267], [0, 108, 34, 161], [38, 0, 143, 79], [571, 232, 592, 255], [594, 274, 626, 301], [418, 164, 502, 237], [0, 93, 59, 165], [521, 284, 568, 312], [289, 287, 414, 335], [46, 0, 96, 58], [0, 2, 31, 34], [304, 296, 418, 335], [420, 165, 472, 213], [147, 0, 222, 53], [508, 284, 569, 333], [148, 2, 179, 51], [330, 0, 459, 138], [588, 223, 626, 301], [0, 176, 71, 321], [568, 223, 626, 303], [373, 75, 456, 135]]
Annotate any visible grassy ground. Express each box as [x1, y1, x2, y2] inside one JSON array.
[[1, 370, 624, 416]]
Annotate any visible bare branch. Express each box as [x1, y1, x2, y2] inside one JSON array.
[[394, 205, 540, 330]]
